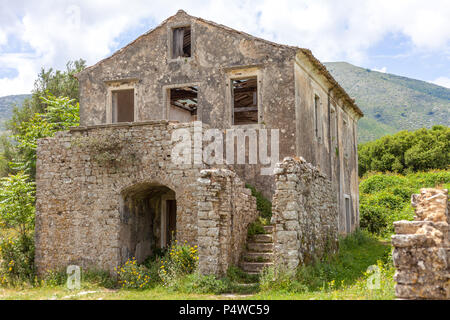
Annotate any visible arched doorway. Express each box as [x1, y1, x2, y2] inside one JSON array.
[[119, 182, 177, 264]]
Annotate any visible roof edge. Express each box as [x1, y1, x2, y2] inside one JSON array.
[[296, 49, 364, 118]]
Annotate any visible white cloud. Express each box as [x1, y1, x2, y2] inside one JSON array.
[[430, 77, 450, 88], [372, 67, 387, 73], [0, 0, 449, 96]]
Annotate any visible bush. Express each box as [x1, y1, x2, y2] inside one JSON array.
[[245, 184, 272, 220], [158, 240, 198, 287], [116, 257, 152, 289], [181, 273, 229, 294], [0, 233, 35, 286], [247, 218, 266, 236], [358, 126, 449, 177], [359, 170, 449, 236], [0, 173, 35, 236]]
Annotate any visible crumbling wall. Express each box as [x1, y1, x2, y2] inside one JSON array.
[[392, 188, 449, 300], [35, 121, 205, 274], [197, 169, 258, 275], [271, 157, 339, 269]]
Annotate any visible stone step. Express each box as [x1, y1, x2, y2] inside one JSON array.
[[263, 225, 274, 234], [240, 261, 273, 273], [242, 252, 273, 262], [247, 242, 273, 253], [248, 233, 273, 243]]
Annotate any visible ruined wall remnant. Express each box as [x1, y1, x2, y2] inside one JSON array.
[[392, 188, 450, 300], [35, 121, 205, 274], [197, 169, 258, 275], [35, 120, 261, 276], [271, 157, 339, 269]]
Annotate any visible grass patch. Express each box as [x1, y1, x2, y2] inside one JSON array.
[[256, 229, 395, 299]]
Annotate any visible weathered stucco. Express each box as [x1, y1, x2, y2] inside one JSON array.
[[75, 10, 362, 226]]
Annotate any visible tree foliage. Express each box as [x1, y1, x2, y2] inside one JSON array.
[[0, 59, 84, 178], [359, 170, 450, 236], [0, 172, 35, 236], [6, 59, 85, 133], [358, 126, 450, 177], [12, 94, 79, 178]]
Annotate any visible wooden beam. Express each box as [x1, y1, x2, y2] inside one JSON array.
[[233, 106, 258, 113]]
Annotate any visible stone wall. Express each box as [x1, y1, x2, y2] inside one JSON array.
[[271, 157, 339, 269], [197, 169, 258, 275], [35, 120, 262, 276], [392, 188, 449, 300], [36, 121, 206, 274]]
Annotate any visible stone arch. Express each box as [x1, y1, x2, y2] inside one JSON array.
[[117, 176, 198, 265]]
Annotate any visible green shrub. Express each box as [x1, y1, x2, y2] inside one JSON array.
[[247, 217, 266, 236], [42, 269, 67, 287], [359, 170, 449, 236], [116, 257, 152, 289], [0, 233, 35, 286], [41, 267, 115, 289], [181, 273, 229, 294], [158, 240, 198, 287], [358, 126, 449, 177], [245, 184, 272, 220]]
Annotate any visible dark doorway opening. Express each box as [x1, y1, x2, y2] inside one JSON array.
[[119, 183, 176, 264]]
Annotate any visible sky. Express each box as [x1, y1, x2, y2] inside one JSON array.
[[0, 0, 450, 97]]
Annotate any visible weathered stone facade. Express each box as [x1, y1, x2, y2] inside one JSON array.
[[197, 169, 258, 275], [392, 188, 450, 300], [271, 157, 339, 269], [36, 10, 363, 276], [74, 10, 362, 231]]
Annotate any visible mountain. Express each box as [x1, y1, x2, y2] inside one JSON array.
[[324, 62, 450, 143], [0, 94, 30, 130]]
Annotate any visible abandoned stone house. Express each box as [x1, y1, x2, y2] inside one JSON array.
[[35, 10, 363, 276]]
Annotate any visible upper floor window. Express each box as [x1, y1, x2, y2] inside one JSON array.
[[172, 26, 191, 58], [167, 86, 198, 122], [232, 77, 258, 125], [112, 89, 134, 123], [314, 94, 322, 142]]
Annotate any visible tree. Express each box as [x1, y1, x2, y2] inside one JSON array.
[[7, 59, 85, 132], [358, 126, 450, 177], [0, 59, 85, 177], [12, 94, 80, 178], [0, 172, 35, 237]]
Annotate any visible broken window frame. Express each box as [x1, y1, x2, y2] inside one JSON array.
[[169, 24, 193, 60], [231, 77, 259, 125], [163, 83, 201, 122]]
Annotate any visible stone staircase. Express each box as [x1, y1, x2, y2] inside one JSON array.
[[240, 225, 275, 275]]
